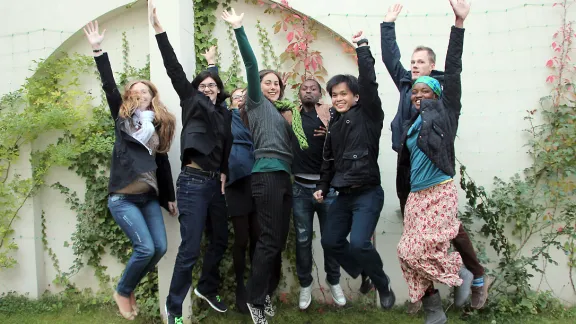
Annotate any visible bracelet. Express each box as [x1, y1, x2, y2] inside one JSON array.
[[207, 63, 216, 67], [356, 38, 369, 47], [93, 49, 103, 53]]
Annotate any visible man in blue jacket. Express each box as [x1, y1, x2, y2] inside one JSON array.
[[380, 3, 490, 312]]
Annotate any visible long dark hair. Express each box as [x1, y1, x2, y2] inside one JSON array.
[[191, 70, 230, 105], [259, 69, 285, 101], [240, 70, 285, 128]]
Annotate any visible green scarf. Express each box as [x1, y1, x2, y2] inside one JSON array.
[[274, 99, 308, 150]]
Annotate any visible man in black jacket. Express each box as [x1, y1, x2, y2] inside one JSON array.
[[314, 31, 395, 310], [381, 3, 490, 311], [292, 80, 346, 310]]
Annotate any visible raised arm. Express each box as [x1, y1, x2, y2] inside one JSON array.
[[149, 1, 195, 101], [442, 0, 469, 124], [222, 9, 262, 104], [354, 31, 384, 122], [84, 21, 121, 120], [380, 4, 410, 89]]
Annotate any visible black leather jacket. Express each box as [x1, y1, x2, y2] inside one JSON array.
[[95, 53, 175, 211], [397, 26, 465, 201], [317, 45, 385, 195]]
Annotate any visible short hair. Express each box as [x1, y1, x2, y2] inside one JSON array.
[[299, 78, 321, 91], [326, 74, 359, 97], [413, 46, 436, 64], [191, 70, 230, 105]]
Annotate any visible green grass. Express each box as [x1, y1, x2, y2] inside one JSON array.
[[0, 303, 573, 324]]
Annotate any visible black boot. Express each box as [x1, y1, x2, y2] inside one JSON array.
[[359, 271, 374, 294], [421, 290, 447, 324], [235, 284, 249, 314]]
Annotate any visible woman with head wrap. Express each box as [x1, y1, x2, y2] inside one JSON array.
[[396, 1, 471, 323]]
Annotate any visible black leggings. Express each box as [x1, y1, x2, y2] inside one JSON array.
[[231, 211, 260, 292]]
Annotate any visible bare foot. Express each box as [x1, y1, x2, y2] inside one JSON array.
[[130, 292, 139, 316], [113, 292, 135, 320]]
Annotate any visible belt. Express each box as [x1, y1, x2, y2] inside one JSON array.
[[336, 184, 375, 194], [294, 176, 319, 185], [182, 166, 220, 179]]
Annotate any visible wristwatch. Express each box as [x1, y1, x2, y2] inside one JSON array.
[[356, 38, 369, 47]]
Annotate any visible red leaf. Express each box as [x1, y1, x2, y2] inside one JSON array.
[[283, 22, 288, 31], [271, 4, 277, 9], [567, 55, 572, 61], [287, 31, 294, 43], [311, 57, 318, 71], [546, 59, 554, 67], [300, 43, 307, 51], [546, 75, 556, 83], [553, 32, 559, 38], [552, 41, 558, 49]]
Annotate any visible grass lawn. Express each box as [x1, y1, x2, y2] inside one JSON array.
[[0, 303, 573, 324]]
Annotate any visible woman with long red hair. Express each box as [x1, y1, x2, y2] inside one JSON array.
[[84, 20, 177, 320]]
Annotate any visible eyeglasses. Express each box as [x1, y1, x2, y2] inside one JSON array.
[[198, 83, 217, 91], [232, 95, 245, 100]]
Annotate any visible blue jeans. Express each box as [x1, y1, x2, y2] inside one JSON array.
[[321, 185, 390, 292], [292, 183, 340, 287], [166, 169, 229, 316], [108, 192, 167, 297]]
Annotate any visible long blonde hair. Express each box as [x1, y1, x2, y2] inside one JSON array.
[[119, 80, 176, 153]]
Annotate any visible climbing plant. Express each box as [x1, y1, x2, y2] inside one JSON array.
[[0, 53, 92, 270], [458, 0, 576, 318]]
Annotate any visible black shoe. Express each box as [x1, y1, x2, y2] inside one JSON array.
[[165, 305, 184, 324], [194, 288, 228, 313], [378, 275, 396, 309], [236, 301, 250, 314], [247, 303, 268, 324], [264, 295, 275, 317], [360, 275, 374, 295], [235, 285, 249, 314]]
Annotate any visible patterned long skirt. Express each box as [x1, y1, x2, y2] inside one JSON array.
[[397, 181, 463, 303]]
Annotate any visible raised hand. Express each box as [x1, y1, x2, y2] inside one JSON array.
[[449, 0, 470, 22], [384, 4, 403, 23], [201, 46, 217, 65], [148, 0, 164, 33], [83, 21, 106, 50], [351, 31, 364, 44], [221, 8, 245, 29]]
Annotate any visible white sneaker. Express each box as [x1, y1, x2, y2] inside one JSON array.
[[299, 284, 313, 310], [326, 280, 346, 306]]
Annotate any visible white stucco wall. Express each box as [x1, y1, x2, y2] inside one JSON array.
[[1, 0, 574, 312]]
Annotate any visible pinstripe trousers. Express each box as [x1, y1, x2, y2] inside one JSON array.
[[246, 171, 293, 306]]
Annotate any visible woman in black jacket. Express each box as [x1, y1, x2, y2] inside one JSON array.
[[84, 21, 177, 320], [150, 3, 233, 321], [395, 1, 470, 323]]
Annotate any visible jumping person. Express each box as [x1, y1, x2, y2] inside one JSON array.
[[291, 79, 346, 309], [84, 20, 177, 320], [224, 88, 260, 314], [149, 2, 233, 322], [222, 9, 294, 324], [381, 2, 490, 312], [395, 1, 472, 323], [314, 31, 396, 310]]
